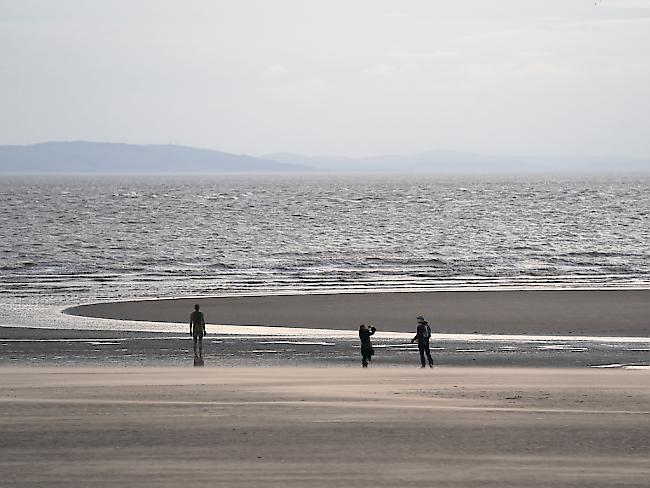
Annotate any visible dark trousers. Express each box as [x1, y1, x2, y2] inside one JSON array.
[[361, 346, 373, 367], [418, 342, 433, 367], [362, 353, 371, 367]]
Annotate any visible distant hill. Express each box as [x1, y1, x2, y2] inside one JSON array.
[[1, 142, 647, 174], [0, 141, 311, 173], [265, 150, 650, 173], [265, 150, 498, 172]]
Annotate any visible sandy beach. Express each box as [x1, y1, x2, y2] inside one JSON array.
[[66, 289, 650, 337], [0, 366, 648, 488]]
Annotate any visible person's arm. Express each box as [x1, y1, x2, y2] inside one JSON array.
[[190, 315, 193, 335], [369, 327, 376, 336], [411, 326, 419, 343], [202, 315, 206, 335]]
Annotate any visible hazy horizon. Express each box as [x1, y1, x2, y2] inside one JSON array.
[[6, 139, 650, 161], [2, 0, 650, 162]]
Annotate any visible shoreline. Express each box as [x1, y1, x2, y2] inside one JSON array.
[[65, 289, 650, 337], [3, 326, 649, 369]]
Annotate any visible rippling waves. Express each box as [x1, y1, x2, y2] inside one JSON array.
[[1, 174, 649, 310]]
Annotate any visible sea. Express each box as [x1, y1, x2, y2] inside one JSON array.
[[1, 173, 649, 367]]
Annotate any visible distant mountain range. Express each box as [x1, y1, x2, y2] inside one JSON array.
[[265, 151, 650, 173], [0, 141, 648, 173], [0, 141, 310, 173]]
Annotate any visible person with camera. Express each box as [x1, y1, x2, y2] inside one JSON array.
[[359, 324, 377, 368]]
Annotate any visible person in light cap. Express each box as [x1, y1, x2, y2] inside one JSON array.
[[411, 315, 433, 368]]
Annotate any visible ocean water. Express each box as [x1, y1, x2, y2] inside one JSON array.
[[1, 173, 649, 331]]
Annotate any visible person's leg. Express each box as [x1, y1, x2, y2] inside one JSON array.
[[198, 337, 203, 358], [193, 336, 198, 357], [418, 345, 426, 367], [425, 344, 433, 367], [362, 350, 368, 367]]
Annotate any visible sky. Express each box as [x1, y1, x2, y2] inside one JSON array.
[[1, 0, 649, 158]]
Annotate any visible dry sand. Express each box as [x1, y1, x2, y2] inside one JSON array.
[[66, 289, 650, 336], [1, 366, 648, 487]]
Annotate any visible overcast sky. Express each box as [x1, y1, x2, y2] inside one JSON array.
[[1, 0, 649, 158]]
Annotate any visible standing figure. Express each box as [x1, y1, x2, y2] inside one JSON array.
[[190, 304, 206, 360], [411, 315, 433, 368], [359, 324, 377, 368]]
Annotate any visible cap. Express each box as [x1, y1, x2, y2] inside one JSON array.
[[416, 316, 425, 321]]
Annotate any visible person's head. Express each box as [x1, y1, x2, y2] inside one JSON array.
[[416, 315, 425, 323], [194, 304, 200, 311], [359, 324, 367, 330]]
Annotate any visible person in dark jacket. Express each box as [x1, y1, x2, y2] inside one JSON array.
[[411, 316, 433, 368], [359, 324, 377, 368]]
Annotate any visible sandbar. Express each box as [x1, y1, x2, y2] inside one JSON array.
[[65, 289, 650, 336]]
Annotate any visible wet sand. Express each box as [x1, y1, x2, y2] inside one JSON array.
[[2, 326, 650, 368], [0, 366, 648, 488], [66, 289, 650, 337]]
